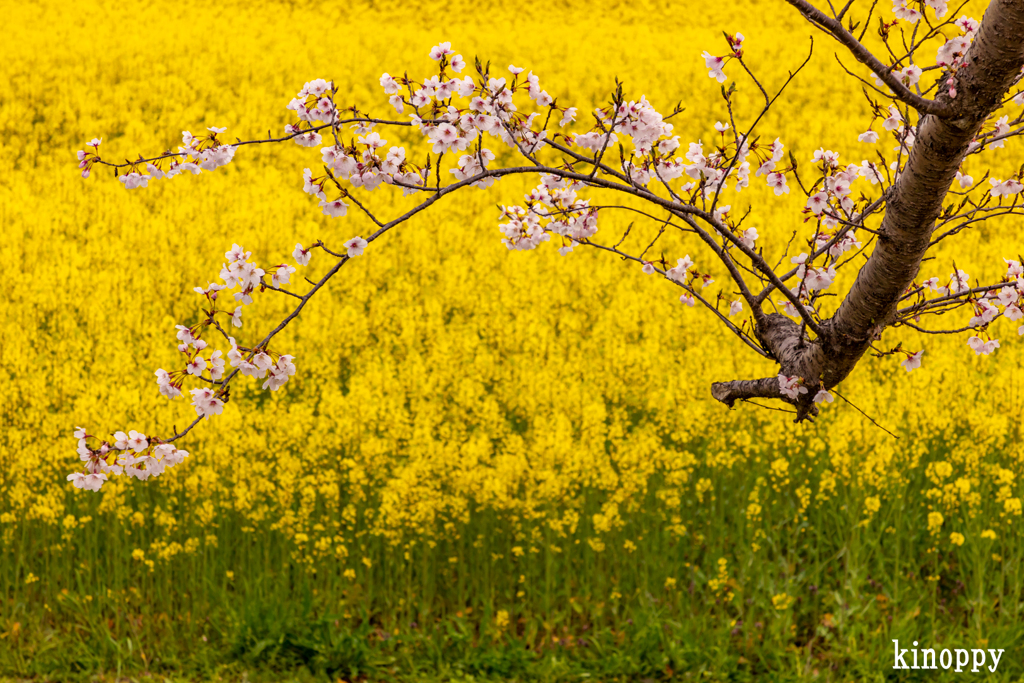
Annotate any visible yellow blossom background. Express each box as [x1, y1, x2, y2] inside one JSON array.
[[2, 0, 1023, 678]]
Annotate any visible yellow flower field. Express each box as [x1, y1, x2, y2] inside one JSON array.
[[2, 0, 1023, 678]]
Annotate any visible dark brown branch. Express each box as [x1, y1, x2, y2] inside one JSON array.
[[825, 1, 1024, 384], [711, 377, 787, 407], [783, 0, 952, 117]]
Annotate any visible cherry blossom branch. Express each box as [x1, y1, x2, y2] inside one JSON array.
[[91, 116, 429, 170], [711, 377, 795, 407], [895, 320, 976, 334], [896, 281, 1017, 317], [769, 188, 891, 291], [929, 204, 1024, 247], [70, 27, 1024, 486], [709, 38, 815, 216], [783, 0, 952, 117], [577, 238, 768, 357], [165, 416, 205, 444], [258, 277, 306, 300]]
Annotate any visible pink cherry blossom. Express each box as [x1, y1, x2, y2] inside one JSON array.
[[67, 471, 107, 492], [812, 148, 839, 168], [989, 116, 1010, 148], [251, 351, 274, 376], [897, 64, 922, 87], [379, 73, 400, 95], [118, 172, 150, 190], [271, 264, 296, 288], [209, 350, 226, 381], [967, 336, 1000, 355], [359, 131, 386, 149], [955, 14, 979, 32], [428, 123, 461, 153], [665, 256, 694, 283], [882, 106, 903, 131], [969, 300, 1000, 327], [429, 42, 454, 61], [125, 432, 148, 454], [225, 244, 249, 263], [345, 236, 368, 257], [294, 243, 312, 266], [262, 355, 297, 391], [739, 227, 758, 250], [945, 269, 970, 294], [766, 172, 790, 195], [990, 178, 1023, 197], [294, 131, 322, 147], [901, 350, 924, 372], [320, 199, 349, 218], [190, 387, 224, 419], [156, 369, 181, 399], [701, 51, 727, 83], [804, 266, 836, 291], [186, 355, 206, 377], [893, 0, 922, 22], [807, 192, 829, 215], [778, 375, 808, 400], [194, 281, 226, 298]]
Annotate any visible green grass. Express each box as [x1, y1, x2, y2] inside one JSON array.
[[5, 441, 1024, 682]]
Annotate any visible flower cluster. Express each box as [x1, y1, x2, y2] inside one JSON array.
[[69, 239, 315, 488], [701, 32, 743, 83], [226, 338, 297, 391], [499, 174, 598, 252], [933, 16, 980, 98], [778, 375, 808, 400], [68, 427, 190, 491], [916, 260, 1024, 356], [75, 138, 102, 178], [103, 128, 237, 190]]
